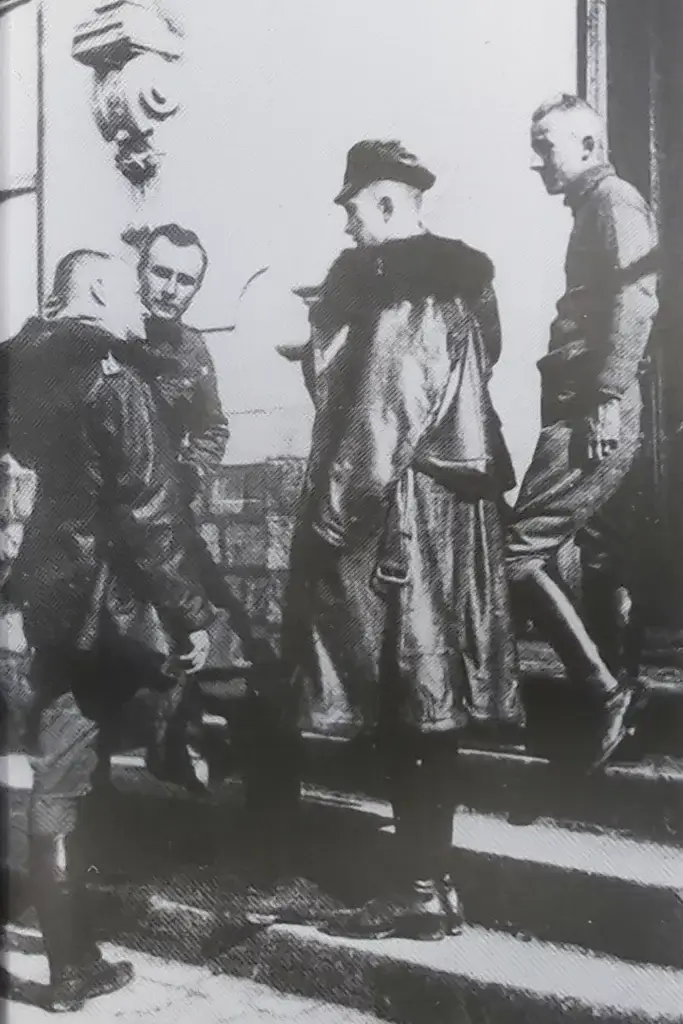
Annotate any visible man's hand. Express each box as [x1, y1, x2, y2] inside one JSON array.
[[172, 629, 211, 674], [586, 398, 621, 463]]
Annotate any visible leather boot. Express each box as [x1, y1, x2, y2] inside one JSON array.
[[322, 878, 449, 940], [511, 565, 635, 767], [322, 731, 461, 942], [391, 732, 464, 936], [145, 673, 207, 795], [581, 569, 648, 730], [581, 569, 632, 676], [29, 834, 134, 1013]]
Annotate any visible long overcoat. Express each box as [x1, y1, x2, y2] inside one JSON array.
[[282, 234, 524, 738]]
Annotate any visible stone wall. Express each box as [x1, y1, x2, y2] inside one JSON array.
[[199, 458, 306, 668]]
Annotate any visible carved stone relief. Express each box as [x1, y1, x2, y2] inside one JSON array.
[[72, 1, 183, 187]]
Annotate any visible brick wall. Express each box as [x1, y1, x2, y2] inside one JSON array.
[[198, 458, 306, 668]]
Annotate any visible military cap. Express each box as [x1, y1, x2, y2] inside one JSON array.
[[334, 139, 436, 206]]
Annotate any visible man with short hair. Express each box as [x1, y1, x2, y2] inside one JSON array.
[[506, 94, 659, 767], [4, 250, 215, 1011], [247, 140, 522, 939], [135, 222, 228, 498], [101, 225, 272, 790]]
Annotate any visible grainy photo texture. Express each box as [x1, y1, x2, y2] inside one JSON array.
[[1, 1, 682, 1021]]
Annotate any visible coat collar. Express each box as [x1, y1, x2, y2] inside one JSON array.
[[145, 316, 184, 349], [564, 163, 615, 212], [315, 234, 494, 323]]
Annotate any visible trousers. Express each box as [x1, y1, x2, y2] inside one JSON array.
[[507, 382, 643, 575], [506, 382, 644, 690], [26, 646, 167, 836]]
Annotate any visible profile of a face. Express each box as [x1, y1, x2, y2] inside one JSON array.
[[530, 111, 598, 195], [139, 235, 205, 321]]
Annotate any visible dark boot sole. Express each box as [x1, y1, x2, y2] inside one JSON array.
[[322, 913, 448, 942]]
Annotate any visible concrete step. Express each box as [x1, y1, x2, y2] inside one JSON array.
[[304, 786, 683, 969], [300, 742, 683, 845], [5, 753, 683, 969], [209, 921, 683, 1024], [7, 909, 680, 1024], [2, 929, 384, 1023]]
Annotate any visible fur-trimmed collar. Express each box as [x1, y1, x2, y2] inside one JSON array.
[[315, 234, 493, 323]]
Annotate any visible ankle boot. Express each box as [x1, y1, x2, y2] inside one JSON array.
[[29, 834, 134, 1012], [581, 570, 631, 677], [330, 729, 463, 943], [322, 879, 449, 941]]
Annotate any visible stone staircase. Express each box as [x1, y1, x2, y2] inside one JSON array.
[[4, 690, 683, 1023], [2, 452, 683, 1019]]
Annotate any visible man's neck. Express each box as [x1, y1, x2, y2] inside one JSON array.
[[378, 221, 427, 244]]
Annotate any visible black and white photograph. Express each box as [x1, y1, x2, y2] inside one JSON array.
[[1, 1, 682, 1020]]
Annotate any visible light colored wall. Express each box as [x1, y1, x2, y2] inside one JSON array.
[[42, 0, 577, 483], [0, 0, 38, 339]]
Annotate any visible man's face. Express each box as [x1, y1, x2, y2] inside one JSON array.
[[530, 112, 593, 195], [139, 236, 205, 321], [343, 187, 388, 247]]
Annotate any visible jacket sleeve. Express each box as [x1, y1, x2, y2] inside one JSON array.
[[92, 371, 216, 640], [182, 339, 230, 484], [471, 283, 502, 372], [594, 192, 659, 399]]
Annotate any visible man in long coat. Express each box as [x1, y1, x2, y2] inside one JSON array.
[[267, 141, 523, 939]]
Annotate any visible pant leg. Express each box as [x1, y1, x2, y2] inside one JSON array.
[[508, 384, 643, 571], [578, 452, 643, 676], [27, 650, 101, 839], [378, 618, 459, 884], [506, 384, 643, 692]]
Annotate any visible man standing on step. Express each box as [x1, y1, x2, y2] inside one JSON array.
[[241, 140, 523, 941], [4, 250, 215, 1011], [100, 224, 272, 790], [506, 94, 659, 768]]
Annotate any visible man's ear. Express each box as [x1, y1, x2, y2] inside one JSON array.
[[582, 134, 597, 158], [90, 277, 107, 308], [379, 195, 394, 221]]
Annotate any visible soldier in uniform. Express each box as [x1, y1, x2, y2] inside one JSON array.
[[246, 141, 523, 940], [506, 95, 659, 767], [98, 225, 271, 789], [4, 250, 215, 1010]]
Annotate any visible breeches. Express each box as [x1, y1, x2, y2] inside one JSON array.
[[507, 383, 643, 581], [25, 646, 165, 836]]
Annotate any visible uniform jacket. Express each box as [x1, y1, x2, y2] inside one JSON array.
[[283, 234, 522, 738], [4, 317, 215, 655], [143, 318, 230, 491], [539, 164, 659, 423]]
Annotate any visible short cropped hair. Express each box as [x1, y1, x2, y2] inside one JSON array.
[[532, 93, 606, 136], [135, 223, 209, 282], [46, 249, 112, 315]]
